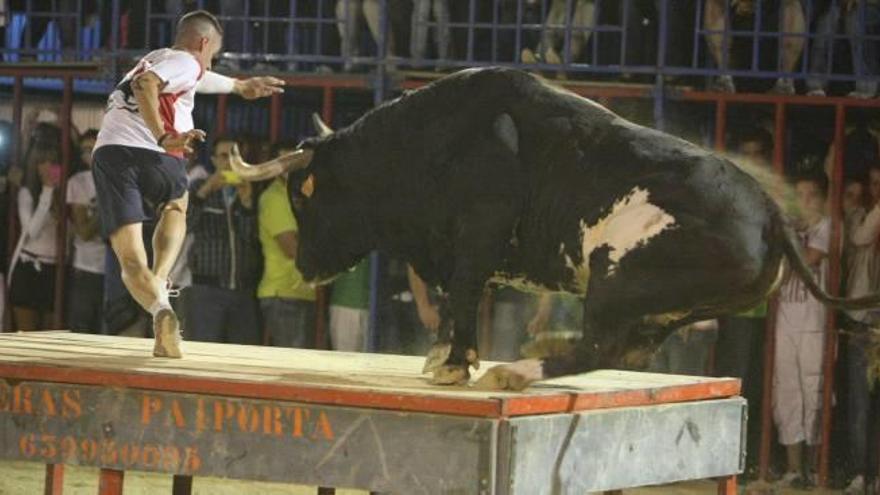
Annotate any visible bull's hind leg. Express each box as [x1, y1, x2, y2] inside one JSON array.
[[476, 231, 774, 390]]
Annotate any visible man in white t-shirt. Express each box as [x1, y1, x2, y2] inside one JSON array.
[[66, 129, 106, 332], [772, 172, 831, 488], [92, 10, 286, 358]]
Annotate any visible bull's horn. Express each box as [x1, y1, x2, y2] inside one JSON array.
[[312, 113, 334, 138], [227, 144, 313, 182]]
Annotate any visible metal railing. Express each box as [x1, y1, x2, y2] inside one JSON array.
[[1, 0, 879, 89]]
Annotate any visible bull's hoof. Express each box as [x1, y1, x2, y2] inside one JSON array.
[[431, 365, 470, 385], [422, 343, 452, 373], [473, 359, 544, 391]]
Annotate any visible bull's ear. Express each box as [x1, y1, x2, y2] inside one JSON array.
[[311, 113, 334, 138], [301, 174, 315, 198]]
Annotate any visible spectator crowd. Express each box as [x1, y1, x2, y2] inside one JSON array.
[[0, 1, 879, 493]]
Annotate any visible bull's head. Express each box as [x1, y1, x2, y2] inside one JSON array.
[[227, 114, 374, 284]]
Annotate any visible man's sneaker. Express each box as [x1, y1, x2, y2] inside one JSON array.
[[521, 47, 538, 64], [807, 88, 826, 97], [770, 77, 795, 95], [710, 75, 736, 93], [848, 89, 877, 99], [844, 474, 865, 494], [153, 309, 183, 359]]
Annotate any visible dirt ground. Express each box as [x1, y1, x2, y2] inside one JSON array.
[[0, 460, 847, 494]]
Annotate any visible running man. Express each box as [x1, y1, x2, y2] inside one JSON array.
[[93, 10, 284, 358]]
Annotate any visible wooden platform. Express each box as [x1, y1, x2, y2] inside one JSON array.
[[0, 331, 739, 417], [0, 332, 745, 494]]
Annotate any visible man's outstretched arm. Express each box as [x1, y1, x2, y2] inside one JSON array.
[[196, 71, 285, 100]]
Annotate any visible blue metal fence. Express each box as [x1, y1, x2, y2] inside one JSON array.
[[2, 0, 878, 89]]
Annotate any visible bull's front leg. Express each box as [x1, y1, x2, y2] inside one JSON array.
[[424, 279, 483, 385]]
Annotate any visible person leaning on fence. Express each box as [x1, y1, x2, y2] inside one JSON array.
[[772, 171, 831, 489], [91, 10, 284, 359], [840, 163, 880, 494]]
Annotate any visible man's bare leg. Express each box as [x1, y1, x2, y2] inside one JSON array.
[[770, 0, 806, 93], [152, 193, 189, 282], [703, 0, 735, 92], [109, 222, 181, 358]]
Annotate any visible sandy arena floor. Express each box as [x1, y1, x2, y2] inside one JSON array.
[[0, 460, 846, 494]]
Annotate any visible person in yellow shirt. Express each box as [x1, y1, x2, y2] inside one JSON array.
[[257, 141, 316, 347]]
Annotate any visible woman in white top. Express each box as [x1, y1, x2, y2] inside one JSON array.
[[9, 147, 60, 330]]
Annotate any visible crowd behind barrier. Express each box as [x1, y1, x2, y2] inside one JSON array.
[[1, 1, 880, 492]]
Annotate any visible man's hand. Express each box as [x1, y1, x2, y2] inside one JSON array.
[[196, 172, 227, 199], [527, 313, 550, 336], [234, 77, 285, 100], [161, 129, 206, 154]]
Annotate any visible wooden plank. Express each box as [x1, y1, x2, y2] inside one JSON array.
[[0, 333, 740, 417]]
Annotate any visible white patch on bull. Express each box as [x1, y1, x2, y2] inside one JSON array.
[[566, 187, 676, 291]]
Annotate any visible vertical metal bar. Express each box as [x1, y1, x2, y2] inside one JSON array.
[[714, 100, 727, 152], [758, 101, 787, 482], [269, 93, 281, 143], [491, 0, 499, 62], [98, 469, 124, 495], [515, 0, 524, 63], [367, 0, 389, 353], [53, 76, 73, 329], [467, 0, 476, 62], [752, 0, 763, 71], [216, 94, 229, 134], [693, 0, 703, 68], [43, 464, 64, 495], [288, 0, 296, 64], [171, 475, 193, 495], [818, 104, 845, 488], [621, 0, 631, 67], [592, 0, 600, 65], [6, 77, 24, 330], [110, 0, 120, 75], [145, 0, 152, 49], [262, 0, 269, 59], [25, 0, 33, 51], [652, 79, 666, 131], [563, 0, 572, 65], [656, 0, 668, 74], [75, 0, 83, 59]]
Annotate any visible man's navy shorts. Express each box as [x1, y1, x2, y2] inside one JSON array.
[[92, 145, 188, 238]]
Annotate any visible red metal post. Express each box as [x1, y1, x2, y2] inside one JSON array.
[[817, 104, 846, 487], [5, 77, 24, 331], [97, 469, 124, 495], [321, 86, 335, 126], [43, 464, 64, 495], [171, 475, 193, 495], [757, 102, 787, 481], [716, 476, 737, 495], [53, 76, 73, 329], [714, 100, 727, 152], [216, 94, 228, 135], [269, 93, 281, 143]]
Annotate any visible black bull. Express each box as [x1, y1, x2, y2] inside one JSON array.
[[241, 67, 880, 390]]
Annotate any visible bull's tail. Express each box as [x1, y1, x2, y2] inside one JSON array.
[[781, 221, 880, 310]]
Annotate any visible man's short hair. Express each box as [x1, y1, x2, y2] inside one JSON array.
[[177, 10, 223, 38], [794, 171, 829, 198]]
